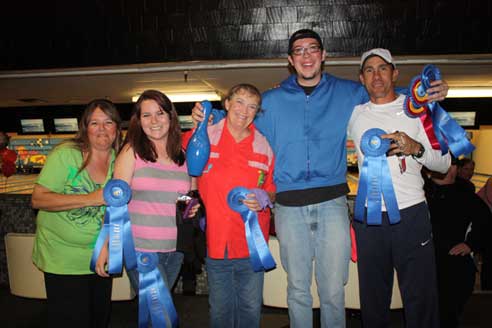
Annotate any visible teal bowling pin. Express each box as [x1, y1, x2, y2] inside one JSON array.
[[186, 101, 212, 176]]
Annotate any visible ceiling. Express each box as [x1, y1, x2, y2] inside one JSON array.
[[1, 53, 492, 108]]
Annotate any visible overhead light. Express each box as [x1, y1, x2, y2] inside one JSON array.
[[447, 87, 492, 98], [132, 91, 221, 103]]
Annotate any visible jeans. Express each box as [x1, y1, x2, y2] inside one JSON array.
[[127, 251, 184, 327], [275, 196, 351, 328], [127, 251, 184, 299], [206, 256, 264, 328]]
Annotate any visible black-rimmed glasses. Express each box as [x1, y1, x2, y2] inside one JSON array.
[[291, 45, 321, 56]]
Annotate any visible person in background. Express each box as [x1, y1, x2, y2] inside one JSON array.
[[0, 131, 17, 177], [456, 158, 476, 192], [95, 90, 199, 326], [477, 176, 492, 290], [478, 177, 492, 210], [348, 48, 450, 328], [185, 84, 275, 328], [32, 99, 123, 328], [192, 30, 448, 328], [425, 162, 490, 328]]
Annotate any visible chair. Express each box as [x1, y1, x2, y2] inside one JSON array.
[[263, 236, 403, 309], [5, 232, 135, 300]]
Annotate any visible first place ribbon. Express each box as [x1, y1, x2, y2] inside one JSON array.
[[354, 129, 401, 225], [227, 187, 276, 272], [90, 179, 137, 274], [137, 252, 178, 328]]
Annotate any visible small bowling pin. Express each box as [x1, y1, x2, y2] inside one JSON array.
[[186, 100, 212, 176]]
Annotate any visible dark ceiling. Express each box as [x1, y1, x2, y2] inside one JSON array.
[[1, 0, 491, 70], [0, 0, 491, 133]]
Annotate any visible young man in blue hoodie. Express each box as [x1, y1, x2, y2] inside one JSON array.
[[193, 30, 448, 327]]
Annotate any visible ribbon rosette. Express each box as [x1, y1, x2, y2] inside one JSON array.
[[227, 187, 276, 272], [404, 64, 475, 157], [137, 252, 178, 328], [90, 179, 137, 274], [354, 129, 401, 225]]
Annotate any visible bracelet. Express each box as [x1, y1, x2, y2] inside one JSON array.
[[412, 143, 425, 159]]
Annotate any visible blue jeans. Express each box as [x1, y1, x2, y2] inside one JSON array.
[[127, 251, 184, 297], [206, 256, 264, 328], [275, 196, 351, 328]]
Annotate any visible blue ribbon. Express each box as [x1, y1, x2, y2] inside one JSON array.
[[405, 64, 475, 157], [137, 252, 178, 328], [227, 187, 276, 272], [90, 179, 137, 274], [429, 102, 475, 157], [354, 129, 401, 225]]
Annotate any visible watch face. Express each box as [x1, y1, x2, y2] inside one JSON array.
[[415, 144, 425, 158]]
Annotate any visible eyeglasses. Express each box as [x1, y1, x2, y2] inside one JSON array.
[[291, 45, 322, 56]]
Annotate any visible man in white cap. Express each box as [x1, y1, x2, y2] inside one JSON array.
[[347, 48, 451, 327], [193, 36, 449, 327]]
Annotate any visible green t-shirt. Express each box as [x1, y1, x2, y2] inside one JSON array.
[[32, 143, 115, 274]]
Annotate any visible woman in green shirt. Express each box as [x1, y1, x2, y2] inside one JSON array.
[[32, 99, 123, 328]]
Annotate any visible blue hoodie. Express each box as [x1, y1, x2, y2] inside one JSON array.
[[213, 73, 368, 193], [257, 73, 368, 193]]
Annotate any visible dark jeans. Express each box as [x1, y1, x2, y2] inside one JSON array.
[[481, 251, 492, 290], [44, 272, 112, 328], [353, 202, 439, 328]]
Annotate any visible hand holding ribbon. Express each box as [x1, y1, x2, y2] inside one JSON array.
[[136, 252, 178, 328], [404, 64, 475, 157], [227, 187, 276, 272], [383, 131, 422, 157], [354, 129, 401, 225], [251, 188, 274, 210], [91, 179, 137, 275]]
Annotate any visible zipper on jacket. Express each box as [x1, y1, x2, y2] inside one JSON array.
[[305, 95, 310, 180]]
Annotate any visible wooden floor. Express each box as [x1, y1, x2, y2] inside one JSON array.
[[0, 174, 37, 194]]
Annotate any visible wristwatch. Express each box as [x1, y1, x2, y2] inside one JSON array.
[[412, 143, 425, 159]]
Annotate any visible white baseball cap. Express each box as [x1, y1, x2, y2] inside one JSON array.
[[360, 48, 395, 69]]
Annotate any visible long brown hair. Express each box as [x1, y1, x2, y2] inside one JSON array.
[[70, 99, 122, 172], [125, 90, 184, 166]]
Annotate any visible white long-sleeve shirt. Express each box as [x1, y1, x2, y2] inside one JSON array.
[[348, 94, 451, 210]]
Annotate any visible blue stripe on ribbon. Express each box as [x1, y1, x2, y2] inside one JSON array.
[[137, 252, 178, 328], [108, 205, 124, 273], [227, 187, 276, 272], [90, 212, 109, 272], [380, 159, 401, 224], [366, 154, 383, 225], [90, 179, 137, 274], [430, 102, 475, 157], [354, 129, 401, 225]]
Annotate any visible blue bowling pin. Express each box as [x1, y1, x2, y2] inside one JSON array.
[[186, 100, 212, 176]]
